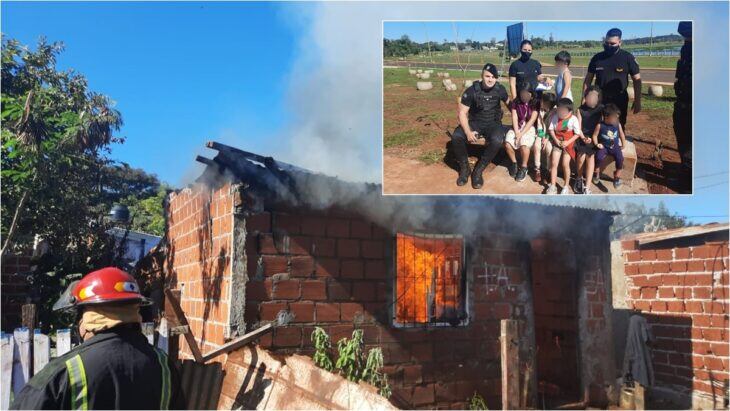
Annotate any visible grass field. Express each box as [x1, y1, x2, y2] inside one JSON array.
[[385, 41, 682, 69]]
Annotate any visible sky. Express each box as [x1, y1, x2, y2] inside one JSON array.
[[384, 21, 681, 43], [2, 1, 728, 225]]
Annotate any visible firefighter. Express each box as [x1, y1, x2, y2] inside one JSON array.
[[11, 267, 184, 410], [673, 21, 692, 171]]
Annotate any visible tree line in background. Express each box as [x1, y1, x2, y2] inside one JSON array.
[[1, 36, 169, 330], [383, 33, 683, 57]]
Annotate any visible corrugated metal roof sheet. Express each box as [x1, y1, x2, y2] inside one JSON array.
[[196, 141, 618, 215], [624, 222, 729, 245]]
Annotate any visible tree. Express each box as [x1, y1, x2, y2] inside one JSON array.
[[611, 201, 688, 240], [1, 36, 167, 329]]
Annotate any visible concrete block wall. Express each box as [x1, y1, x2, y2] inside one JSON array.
[[166, 182, 236, 357], [620, 238, 729, 406]]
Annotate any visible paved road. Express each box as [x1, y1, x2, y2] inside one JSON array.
[[385, 60, 676, 85]]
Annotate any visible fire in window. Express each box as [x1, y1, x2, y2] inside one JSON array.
[[394, 233, 467, 326]]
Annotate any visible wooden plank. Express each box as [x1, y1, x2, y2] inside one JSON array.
[[501, 319, 520, 410], [164, 290, 181, 361], [21, 304, 37, 376], [141, 322, 155, 345], [157, 318, 169, 354], [199, 323, 273, 363], [1, 333, 14, 410], [12, 328, 31, 396], [55, 329, 72, 357], [164, 289, 203, 362], [33, 329, 50, 375]]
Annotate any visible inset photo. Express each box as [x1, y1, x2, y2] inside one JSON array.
[[383, 21, 692, 195]]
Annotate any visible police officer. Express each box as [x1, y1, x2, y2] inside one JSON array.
[[451, 63, 510, 189], [12, 267, 184, 410], [583, 28, 642, 128], [508, 39, 545, 100], [673, 21, 692, 170]]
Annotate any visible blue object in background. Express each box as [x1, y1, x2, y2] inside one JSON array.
[[507, 23, 524, 56]]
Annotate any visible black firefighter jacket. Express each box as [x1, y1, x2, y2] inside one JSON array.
[[11, 324, 185, 410]]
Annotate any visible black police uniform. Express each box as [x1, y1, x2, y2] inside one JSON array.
[[451, 80, 509, 167], [508, 57, 542, 91], [587, 49, 640, 127], [673, 38, 692, 168], [11, 324, 184, 410]]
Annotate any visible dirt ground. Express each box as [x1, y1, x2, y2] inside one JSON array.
[[383, 70, 691, 195]]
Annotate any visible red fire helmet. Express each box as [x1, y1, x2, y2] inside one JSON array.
[[53, 267, 151, 311]]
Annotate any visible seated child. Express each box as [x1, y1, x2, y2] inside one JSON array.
[[532, 92, 556, 183], [575, 85, 604, 194], [546, 98, 585, 194], [592, 104, 627, 188], [504, 82, 540, 182]]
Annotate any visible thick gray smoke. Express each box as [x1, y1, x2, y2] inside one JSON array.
[[211, 3, 702, 234]]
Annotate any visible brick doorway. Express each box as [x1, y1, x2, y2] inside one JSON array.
[[530, 238, 581, 408]]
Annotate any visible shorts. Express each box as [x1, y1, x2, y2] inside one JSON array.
[[575, 139, 597, 155], [596, 143, 624, 169], [505, 127, 537, 149], [551, 140, 576, 160]]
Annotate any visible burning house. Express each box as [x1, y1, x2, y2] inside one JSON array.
[[164, 141, 619, 409]]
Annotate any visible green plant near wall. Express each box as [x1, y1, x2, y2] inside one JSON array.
[[469, 391, 488, 410], [310, 327, 391, 398], [311, 326, 335, 371]]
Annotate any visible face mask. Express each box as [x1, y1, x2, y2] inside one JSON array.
[[520, 51, 531, 61], [603, 44, 619, 55]]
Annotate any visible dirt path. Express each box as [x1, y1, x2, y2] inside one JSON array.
[[383, 77, 691, 195]]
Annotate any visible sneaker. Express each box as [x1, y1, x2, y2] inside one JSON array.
[[614, 178, 622, 188], [508, 162, 518, 178], [545, 184, 558, 195], [515, 167, 528, 182], [574, 178, 584, 193], [592, 174, 600, 185], [533, 168, 542, 183], [560, 185, 571, 194], [583, 186, 592, 195]]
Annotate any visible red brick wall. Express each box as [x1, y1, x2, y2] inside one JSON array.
[[1, 253, 31, 331], [240, 209, 535, 409], [166, 183, 236, 357], [165, 183, 615, 409], [620, 237, 729, 401]]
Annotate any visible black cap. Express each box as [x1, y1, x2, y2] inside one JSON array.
[[678, 21, 692, 38], [482, 63, 499, 78]]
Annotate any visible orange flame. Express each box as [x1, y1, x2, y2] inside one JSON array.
[[395, 233, 463, 324]]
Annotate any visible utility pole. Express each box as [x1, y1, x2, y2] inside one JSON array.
[[424, 24, 433, 64], [649, 22, 654, 57]]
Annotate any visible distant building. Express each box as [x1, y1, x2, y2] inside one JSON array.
[[107, 227, 161, 267]]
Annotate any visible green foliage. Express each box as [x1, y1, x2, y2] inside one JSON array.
[[311, 326, 334, 371], [309, 328, 391, 398], [1, 36, 169, 330], [336, 329, 364, 381], [362, 347, 391, 398], [469, 392, 488, 410], [122, 184, 170, 236]]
